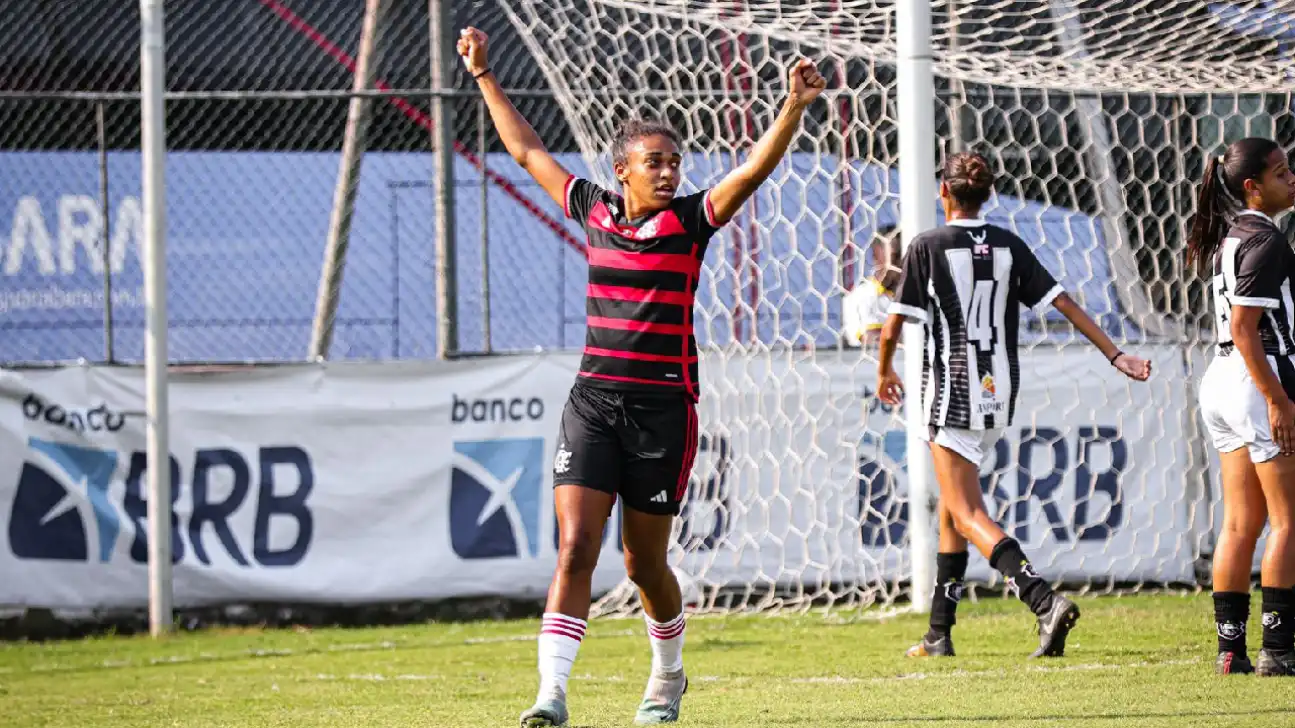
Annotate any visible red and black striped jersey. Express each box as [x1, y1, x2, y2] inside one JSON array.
[[564, 175, 725, 401]]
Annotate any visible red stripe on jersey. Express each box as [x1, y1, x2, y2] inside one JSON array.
[[584, 346, 697, 363], [587, 246, 699, 275], [704, 191, 720, 227], [587, 284, 691, 306], [562, 175, 575, 218], [675, 403, 698, 500], [578, 371, 686, 388], [587, 316, 690, 336], [680, 243, 700, 398]]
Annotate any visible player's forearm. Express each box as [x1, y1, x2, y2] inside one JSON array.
[[877, 314, 904, 372], [475, 73, 548, 167], [736, 97, 807, 187], [1232, 311, 1287, 403], [1053, 293, 1119, 362]]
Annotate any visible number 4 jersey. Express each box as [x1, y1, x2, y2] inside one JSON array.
[[888, 219, 1064, 431]]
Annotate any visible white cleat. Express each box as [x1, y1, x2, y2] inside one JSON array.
[[520, 693, 569, 727], [634, 668, 687, 725]]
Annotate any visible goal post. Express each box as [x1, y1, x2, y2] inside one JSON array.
[[139, 0, 173, 637], [488, 0, 1286, 617], [895, 0, 937, 615]]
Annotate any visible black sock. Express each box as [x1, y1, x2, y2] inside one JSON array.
[[928, 551, 969, 638], [989, 538, 1053, 616], [1261, 586, 1295, 652], [1213, 591, 1250, 654]]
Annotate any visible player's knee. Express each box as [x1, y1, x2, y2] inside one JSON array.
[[1267, 521, 1295, 544], [555, 532, 602, 576], [945, 501, 983, 533], [1223, 511, 1267, 544], [623, 549, 669, 589]]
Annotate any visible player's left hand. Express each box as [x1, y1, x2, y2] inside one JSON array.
[[1113, 353, 1152, 381], [788, 58, 826, 106], [876, 366, 904, 405]]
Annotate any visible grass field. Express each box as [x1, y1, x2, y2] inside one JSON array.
[[2, 593, 1294, 727]]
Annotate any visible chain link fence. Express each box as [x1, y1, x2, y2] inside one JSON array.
[[1, 0, 587, 365]]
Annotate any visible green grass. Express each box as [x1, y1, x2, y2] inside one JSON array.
[[2, 593, 1293, 727]]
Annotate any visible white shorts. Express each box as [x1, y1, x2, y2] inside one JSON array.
[[921, 426, 1003, 468], [1199, 351, 1295, 464]]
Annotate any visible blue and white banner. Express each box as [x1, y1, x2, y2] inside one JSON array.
[[0, 357, 626, 611], [0, 346, 1195, 612]]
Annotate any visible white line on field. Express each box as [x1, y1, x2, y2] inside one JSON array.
[[308, 673, 443, 681], [287, 657, 1204, 686], [19, 631, 643, 675]]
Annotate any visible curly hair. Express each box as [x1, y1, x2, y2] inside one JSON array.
[[611, 117, 682, 165]]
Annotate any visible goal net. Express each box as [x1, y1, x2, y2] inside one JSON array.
[[494, 0, 1295, 616]]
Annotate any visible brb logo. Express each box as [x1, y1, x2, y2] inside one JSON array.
[[449, 438, 545, 559], [7, 433, 315, 566], [10, 439, 120, 562], [853, 387, 1132, 548]]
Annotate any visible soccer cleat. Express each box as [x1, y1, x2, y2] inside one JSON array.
[[634, 669, 688, 725], [1029, 594, 1080, 658], [905, 632, 955, 657], [520, 695, 569, 727], [1256, 649, 1295, 677], [1215, 651, 1254, 675]]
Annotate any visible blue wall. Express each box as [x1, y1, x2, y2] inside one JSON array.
[[0, 151, 1128, 363]]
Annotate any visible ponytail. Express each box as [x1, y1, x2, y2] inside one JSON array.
[[1185, 154, 1227, 276], [1186, 137, 1281, 276]]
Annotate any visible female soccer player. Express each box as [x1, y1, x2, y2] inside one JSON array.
[[875, 152, 1152, 659], [1190, 136, 1295, 677], [457, 27, 825, 726]]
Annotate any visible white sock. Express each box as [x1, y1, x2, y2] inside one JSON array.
[[537, 612, 586, 700], [645, 611, 686, 673]]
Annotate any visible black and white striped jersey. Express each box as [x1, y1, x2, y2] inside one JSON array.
[[1210, 210, 1295, 358], [889, 219, 1064, 431]]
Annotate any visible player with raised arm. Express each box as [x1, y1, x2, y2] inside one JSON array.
[[875, 152, 1152, 659], [1190, 137, 1295, 677], [457, 27, 825, 726]]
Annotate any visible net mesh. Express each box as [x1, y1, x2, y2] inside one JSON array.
[[490, 0, 1294, 616]]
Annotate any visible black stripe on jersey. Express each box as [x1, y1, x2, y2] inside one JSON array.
[[589, 266, 690, 291], [926, 302, 946, 425], [587, 298, 687, 326], [587, 327, 684, 357], [970, 250, 998, 429], [580, 355, 697, 384], [1276, 355, 1295, 402], [931, 261, 971, 427]]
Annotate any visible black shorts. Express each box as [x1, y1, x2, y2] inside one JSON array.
[[552, 383, 698, 516]]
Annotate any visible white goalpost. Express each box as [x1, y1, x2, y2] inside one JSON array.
[[140, 0, 173, 636], [895, 0, 937, 614]]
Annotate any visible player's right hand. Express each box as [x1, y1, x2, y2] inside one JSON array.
[[457, 27, 489, 77], [1112, 353, 1152, 381], [1269, 397, 1295, 454], [876, 367, 904, 406]]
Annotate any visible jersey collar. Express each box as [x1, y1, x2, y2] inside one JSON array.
[[1237, 209, 1278, 226], [946, 218, 987, 228]]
